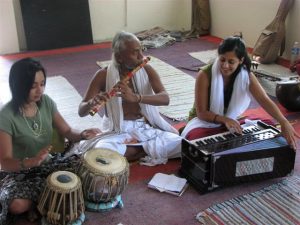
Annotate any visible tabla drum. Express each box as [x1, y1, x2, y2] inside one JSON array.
[[78, 148, 129, 204], [276, 80, 300, 111], [37, 171, 85, 225]]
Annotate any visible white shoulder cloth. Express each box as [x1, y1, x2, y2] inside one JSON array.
[[181, 58, 251, 137], [100, 63, 178, 134]]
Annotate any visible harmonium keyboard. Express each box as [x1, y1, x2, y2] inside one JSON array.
[[180, 121, 295, 193]]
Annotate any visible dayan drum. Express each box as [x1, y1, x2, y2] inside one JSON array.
[[37, 171, 85, 225], [276, 80, 300, 111], [78, 148, 129, 203]]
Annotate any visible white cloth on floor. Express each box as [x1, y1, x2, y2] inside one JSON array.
[[181, 58, 251, 137]]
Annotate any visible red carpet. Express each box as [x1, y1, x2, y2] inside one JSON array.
[[242, 104, 300, 130], [4, 36, 299, 225], [129, 159, 180, 184], [0, 42, 111, 60]]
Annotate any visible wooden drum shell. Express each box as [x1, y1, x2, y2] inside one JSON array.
[[37, 171, 85, 225]]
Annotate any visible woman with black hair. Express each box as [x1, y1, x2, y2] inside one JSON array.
[[0, 58, 99, 224], [181, 36, 299, 149]]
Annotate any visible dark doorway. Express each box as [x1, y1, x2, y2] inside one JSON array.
[[20, 0, 93, 50]]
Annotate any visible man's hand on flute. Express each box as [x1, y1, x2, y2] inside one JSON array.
[[114, 81, 139, 103], [89, 92, 110, 108]]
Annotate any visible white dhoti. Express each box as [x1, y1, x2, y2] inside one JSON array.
[[94, 118, 182, 166]]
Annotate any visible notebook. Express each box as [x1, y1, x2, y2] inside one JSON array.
[[148, 173, 188, 196]]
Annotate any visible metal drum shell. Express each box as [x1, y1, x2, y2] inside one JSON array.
[[78, 148, 129, 203], [276, 81, 300, 111]]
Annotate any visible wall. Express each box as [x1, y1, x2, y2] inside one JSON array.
[[0, 0, 191, 54], [89, 0, 191, 42], [209, 0, 300, 60], [0, 0, 19, 54], [1, 0, 299, 60]]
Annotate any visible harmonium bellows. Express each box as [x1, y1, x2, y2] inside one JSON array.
[[180, 120, 295, 193]]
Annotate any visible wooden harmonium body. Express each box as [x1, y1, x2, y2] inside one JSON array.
[[180, 121, 295, 193]]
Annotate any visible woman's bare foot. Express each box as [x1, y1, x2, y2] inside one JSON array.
[[125, 146, 147, 162]]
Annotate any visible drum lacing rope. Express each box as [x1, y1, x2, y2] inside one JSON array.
[[38, 173, 85, 225]]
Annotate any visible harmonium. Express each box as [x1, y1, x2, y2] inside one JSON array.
[[180, 120, 295, 193]]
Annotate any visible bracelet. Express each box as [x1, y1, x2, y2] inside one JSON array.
[[139, 95, 143, 103], [136, 94, 142, 103], [20, 157, 29, 170], [213, 114, 219, 123], [80, 130, 87, 140]]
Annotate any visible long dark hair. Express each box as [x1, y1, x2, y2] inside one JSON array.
[[218, 36, 251, 72], [217, 37, 251, 108], [9, 58, 46, 113]]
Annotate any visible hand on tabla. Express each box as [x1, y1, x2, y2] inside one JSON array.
[[81, 128, 102, 140]]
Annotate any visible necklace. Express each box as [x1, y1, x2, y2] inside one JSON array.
[[21, 104, 43, 137], [32, 120, 39, 131]]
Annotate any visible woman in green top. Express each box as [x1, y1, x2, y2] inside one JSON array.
[[0, 58, 100, 223], [181, 36, 299, 149]]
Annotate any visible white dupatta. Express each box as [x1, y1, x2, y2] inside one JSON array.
[[100, 62, 178, 134], [181, 58, 251, 137]]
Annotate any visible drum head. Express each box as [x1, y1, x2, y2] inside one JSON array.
[[83, 148, 127, 175], [48, 171, 79, 191]]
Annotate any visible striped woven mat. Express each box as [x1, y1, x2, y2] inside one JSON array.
[[189, 49, 217, 64], [96, 56, 195, 121], [196, 175, 300, 225]]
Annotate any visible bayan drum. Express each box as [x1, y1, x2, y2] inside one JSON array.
[[78, 148, 129, 205], [37, 171, 85, 225], [276, 80, 300, 111]]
